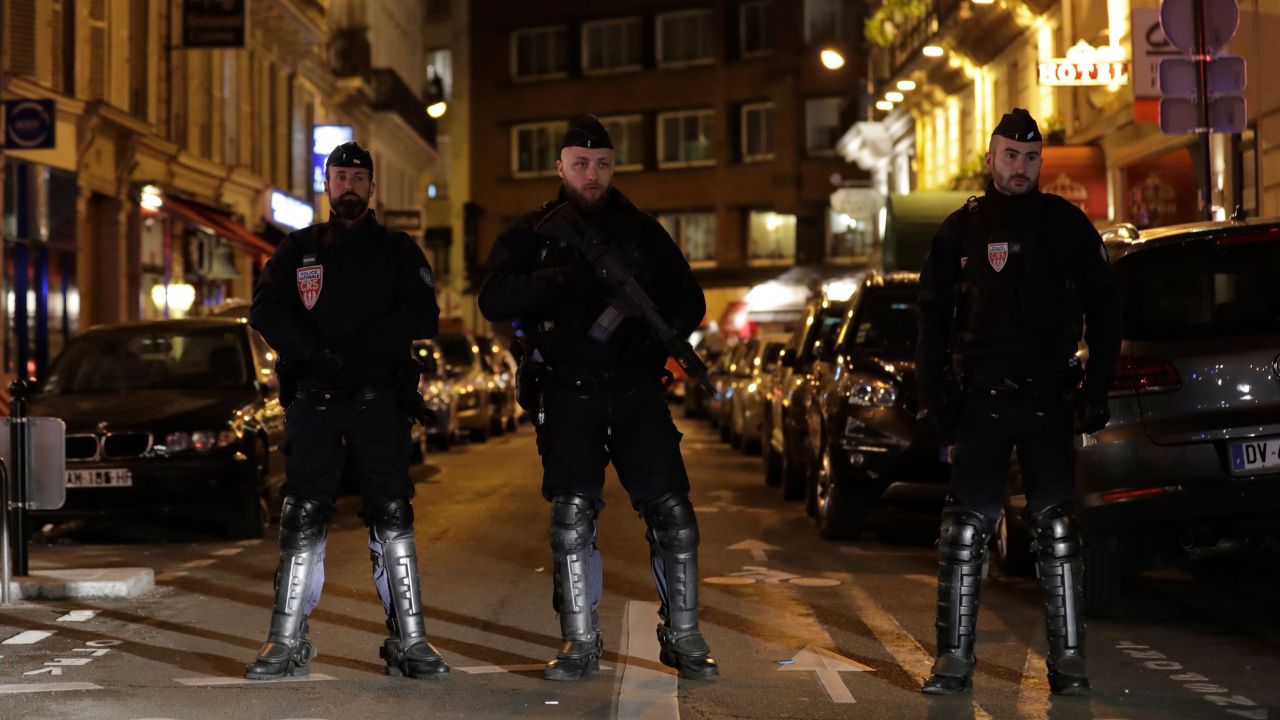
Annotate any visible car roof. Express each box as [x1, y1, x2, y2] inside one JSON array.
[[1101, 217, 1280, 261], [84, 317, 248, 334]]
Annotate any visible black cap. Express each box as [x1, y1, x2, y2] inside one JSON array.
[[992, 108, 1041, 143], [560, 115, 613, 150], [325, 141, 374, 175]]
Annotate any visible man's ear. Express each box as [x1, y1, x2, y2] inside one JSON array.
[[368, 179, 376, 198], [556, 159, 565, 180]]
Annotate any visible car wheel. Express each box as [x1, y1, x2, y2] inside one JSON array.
[[506, 415, 517, 433], [491, 415, 505, 437], [780, 443, 807, 501], [730, 427, 743, 449], [995, 504, 1036, 577], [815, 448, 865, 541], [1083, 540, 1130, 617], [762, 436, 782, 487], [719, 418, 731, 443], [431, 431, 453, 451], [470, 425, 489, 443], [803, 458, 818, 518]]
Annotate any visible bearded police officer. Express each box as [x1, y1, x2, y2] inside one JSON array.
[[915, 109, 1122, 696], [246, 142, 449, 680], [478, 115, 717, 682]]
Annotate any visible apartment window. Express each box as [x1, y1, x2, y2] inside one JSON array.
[[583, 18, 642, 74], [827, 209, 874, 261], [804, 0, 845, 45], [658, 212, 717, 266], [741, 103, 775, 162], [806, 97, 842, 156], [599, 115, 644, 171], [658, 110, 715, 168], [85, 0, 108, 101], [512, 121, 567, 177], [427, 49, 452, 99], [748, 211, 796, 264], [740, 1, 771, 57], [657, 9, 714, 67], [512, 26, 568, 80]]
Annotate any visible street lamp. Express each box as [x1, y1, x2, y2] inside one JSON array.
[[426, 101, 447, 119], [897, 80, 917, 91], [875, 100, 894, 111], [885, 91, 905, 103], [923, 45, 945, 58], [820, 49, 846, 70]]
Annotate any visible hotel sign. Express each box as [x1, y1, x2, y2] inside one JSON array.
[[1039, 41, 1130, 87]]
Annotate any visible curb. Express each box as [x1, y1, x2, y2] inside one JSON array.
[[6, 567, 155, 600]]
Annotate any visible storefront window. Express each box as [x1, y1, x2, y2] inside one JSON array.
[[748, 210, 796, 265], [827, 209, 873, 262]]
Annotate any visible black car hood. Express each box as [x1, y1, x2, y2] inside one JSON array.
[[29, 388, 256, 434]]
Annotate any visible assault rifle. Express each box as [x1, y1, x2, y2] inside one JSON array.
[[535, 202, 716, 396]]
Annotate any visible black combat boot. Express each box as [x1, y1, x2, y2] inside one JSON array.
[[645, 493, 719, 680], [1032, 503, 1090, 696], [545, 495, 602, 681], [922, 506, 993, 695]]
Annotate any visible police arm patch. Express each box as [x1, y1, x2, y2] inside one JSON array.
[[420, 266, 435, 287]]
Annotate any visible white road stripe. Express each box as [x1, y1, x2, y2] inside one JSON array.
[[172, 673, 336, 686], [1017, 648, 1052, 718], [180, 559, 217, 568], [236, 539, 264, 546], [456, 663, 547, 674], [2, 630, 54, 645], [0, 682, 101, 694], [55, 610, 97, 623], [155, 571, 188, 582], [211, 548, 244, 557], [616, 601, 679, 720]]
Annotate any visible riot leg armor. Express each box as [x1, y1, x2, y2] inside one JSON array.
[[644, 492, 718, 680], [923, 506, 994, 695], [245, 496, 328, 679], [545, 494, 603, 681], [1032, 503, 1089, 695], [368, 498, 450, 678]]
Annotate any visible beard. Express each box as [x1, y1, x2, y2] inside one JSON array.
[[330, 191, 369, 220], [563, 181, 609, 213], [993, 171, 1037, 196]]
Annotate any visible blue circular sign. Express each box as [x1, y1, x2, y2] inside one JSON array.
[[5, 100, 55, 149]]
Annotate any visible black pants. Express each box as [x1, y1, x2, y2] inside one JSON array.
[[535, 377, 690, 510], [280, 394, 414, 509], [949, 390, 1075, 522]]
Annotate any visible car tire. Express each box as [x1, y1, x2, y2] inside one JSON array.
[[1083, 541, 1129, 617], [742, 436, 761, 456], [730, 428, 743, 449], [719, 419, 731, 443], [506, 415, 517, 433], [470, 424, 489, 443], [431, 431, 453, 451], [780, 444, 806, 501], [815, 449, 865, 541], [803, 459, 819, 518], [763, 437, 783, 487], [995, 508, 1036, 578]]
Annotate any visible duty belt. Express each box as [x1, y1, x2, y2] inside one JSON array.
[[544, 366, 651, 393], [965, 376, 1061, 399], [296, 386, 396, 405]]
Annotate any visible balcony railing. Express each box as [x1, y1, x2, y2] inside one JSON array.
[[330, 26, 437, 148]]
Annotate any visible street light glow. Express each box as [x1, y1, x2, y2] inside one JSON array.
[[820, 49, 846, 70], [427, 101, 448, 118], [923, 45, 945, 57], [897, 80, 917, 91], [875, 100, 894, 111], [885, 91, 905, 102]]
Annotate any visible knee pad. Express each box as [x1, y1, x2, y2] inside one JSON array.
[[280, 496, 329, 550], [366, 498, 415, 543], [550, 494, 596, 556], [643, 493, 699, 554], [1030, 503, 1081, 560], [938, 506, 994, 564]]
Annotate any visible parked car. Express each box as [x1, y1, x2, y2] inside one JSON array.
[[765, 295, 852, 504], [28, 319, 286, 538], [435, 332, 496, 442], [999, 218, 1280, 614], [730, 340, 784, 455], [412, 339, 459, 451], [719, 339, 761, 443], [802, 272, 950, 539], [706, 344, 741, 430], [476, 335, 519, 435]]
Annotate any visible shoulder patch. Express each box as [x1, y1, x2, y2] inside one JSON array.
[[420, 266, 435, 288], [965, 196, 981, 213]]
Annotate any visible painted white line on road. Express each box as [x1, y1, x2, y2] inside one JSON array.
[[456, 663, 614, 675], [236, 539, 264, 546], [2, 630, 54, 645], [211, 548, 244, 557], [0, 682, 101, 695], [617, 601, 679, 720], [180, 559, 217, 568], [778, 645, 874, 703], [155, 572, 188, 582], [55, 610, 98, 623], [172, 673, 336, 686], [1017, 648, 1052, 719]]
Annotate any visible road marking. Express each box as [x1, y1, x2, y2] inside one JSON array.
[[180, 559, 217, 568], [3, 630, 54, 645], [616, 601, 679, 720], [173, 673, 337, 686], [456, 663, 614, 674], [211, 548, 244, 557], [155, 572, 188, 582], [1017, 648, 1051, 718], [704, 566, 842, 587], [56, 610, 98, 623], [727, 539, 780, 562], [0, 682, 101, 695], [777, 644, 874, 704], [703, 577, 755, 586], [236, 539, 264, 546]]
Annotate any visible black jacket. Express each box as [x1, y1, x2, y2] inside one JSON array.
[[250, 211, 440, 389], [478, 187, 706, 375], [916, 184, 1122, 405]]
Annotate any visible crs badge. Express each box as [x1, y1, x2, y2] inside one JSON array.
[[987, 242, 1009, 273], [297, 265, 323, 310]]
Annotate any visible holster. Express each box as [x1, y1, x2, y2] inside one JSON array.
[[515, 337, 546, 413], [277, 357, 298, 409]]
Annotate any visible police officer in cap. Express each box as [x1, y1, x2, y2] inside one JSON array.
[[246, 141, 449, 680], [479, 115, 718, 682], [915, 108, 1122, 696]]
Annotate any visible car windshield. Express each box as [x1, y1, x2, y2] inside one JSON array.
[[761, 342, 784, 372], [437, 335, 476, 375], [40, 326, 250, 393], [414, 343, 443, 379], [1115, 232, 1280, 341], [800, 302, 848, 362], [840, 289, 921, 353]]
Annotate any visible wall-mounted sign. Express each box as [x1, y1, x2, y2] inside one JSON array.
[[312, 125, 355, 193], [3, 99, 56, 149], [268, 190, 315, 231], [1039, 40, 1130, 86], [383, 209, 423, 232], [183, 0, 246, 48]]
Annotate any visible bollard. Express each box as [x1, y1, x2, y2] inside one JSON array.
[[1, 459, 10, 604], [7, 380, 29, 577]]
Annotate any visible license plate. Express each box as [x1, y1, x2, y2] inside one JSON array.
[[66, 468, 133, 488], [1229, 436, 1280, 476]]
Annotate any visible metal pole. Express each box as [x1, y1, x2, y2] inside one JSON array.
[[1193, 0, 1214, 221], [1, 459, 11, 604], [8, 380, 29, 576]]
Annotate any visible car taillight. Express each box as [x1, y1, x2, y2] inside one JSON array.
[[1110, 356, 1181, 396]]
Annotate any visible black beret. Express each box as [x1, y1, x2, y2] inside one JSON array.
[[325, 141, 374, 175], [560, 114, 614, 150], [992, 108, 1041, 143]]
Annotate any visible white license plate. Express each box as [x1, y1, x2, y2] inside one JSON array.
[[1229, 436, 1280, 476], [66, 468, 133, 488]]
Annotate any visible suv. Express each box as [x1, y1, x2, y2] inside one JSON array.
[[998, 219, 1280, 614]]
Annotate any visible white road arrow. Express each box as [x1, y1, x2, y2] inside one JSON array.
[[727, 539, 781, 562], [778, 645, 875, 704]]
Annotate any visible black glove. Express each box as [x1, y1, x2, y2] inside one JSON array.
[[1073, 394, 1111, 434], [401, 391, 436, 426], [916, 381, 958, 443], [308, 348, 346, 388]]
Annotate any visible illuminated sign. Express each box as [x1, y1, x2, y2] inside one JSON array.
[[1038, 40, 1130, 86], [269, 190, 314, 230], [312, 125, 355, 192]]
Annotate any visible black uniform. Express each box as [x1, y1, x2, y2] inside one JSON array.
[[250, 211, 439, 507]]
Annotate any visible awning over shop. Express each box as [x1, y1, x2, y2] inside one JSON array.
[[883, 191, 973, 272], [161, 196, 276, 258]]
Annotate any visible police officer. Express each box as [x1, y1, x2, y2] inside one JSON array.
[[246, 142, 449, 680], [915, 109, 1122, 696], [478, 115, 717, 682]]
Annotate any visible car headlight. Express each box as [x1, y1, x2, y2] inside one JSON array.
[[847, 374, 898, 407], [746, 382, 759, 394]]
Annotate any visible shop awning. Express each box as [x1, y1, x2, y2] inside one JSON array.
[[884, 191, 973, 272], [162, 196, 277, 258]]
